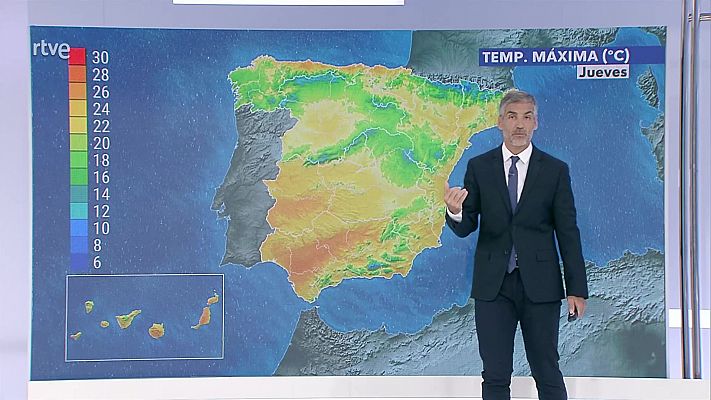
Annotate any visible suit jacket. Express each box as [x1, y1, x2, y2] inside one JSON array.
[[446, 145, 588, 302]]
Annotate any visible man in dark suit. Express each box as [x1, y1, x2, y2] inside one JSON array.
[[444, 90, 588, 400]]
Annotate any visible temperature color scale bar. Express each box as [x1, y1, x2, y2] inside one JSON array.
[[68, 47, 88, 273]]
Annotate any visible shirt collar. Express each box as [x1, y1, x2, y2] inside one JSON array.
[[502, 143, 533, 165]]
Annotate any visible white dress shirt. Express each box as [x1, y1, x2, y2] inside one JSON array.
[[447, 143, 533, 222]]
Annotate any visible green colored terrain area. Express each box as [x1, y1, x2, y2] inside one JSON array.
[[229, 57, 495, 189]]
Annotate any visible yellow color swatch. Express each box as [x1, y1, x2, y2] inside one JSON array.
[[69, 117, 87, 134], [69, 100, 87, 117]]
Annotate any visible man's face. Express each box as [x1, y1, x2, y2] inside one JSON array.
[[497, 100, 537, 154]]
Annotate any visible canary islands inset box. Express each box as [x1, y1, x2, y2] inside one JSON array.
[[65, 274, 224, 362]]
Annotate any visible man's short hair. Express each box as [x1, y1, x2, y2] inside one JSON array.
[[498, 90, 537, 117]]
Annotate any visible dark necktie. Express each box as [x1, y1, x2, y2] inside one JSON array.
[[507, 156, 519, 273]]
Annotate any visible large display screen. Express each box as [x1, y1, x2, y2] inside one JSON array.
[[30, 25, 667, 380]]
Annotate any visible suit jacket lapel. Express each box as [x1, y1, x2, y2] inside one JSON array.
[[490, 149, 513, 214], [516, 146, 542, 214]]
